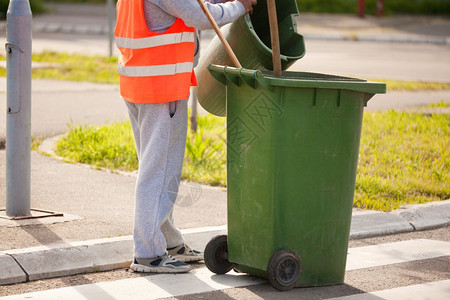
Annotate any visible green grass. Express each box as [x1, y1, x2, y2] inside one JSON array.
[[355, 110, 449, 211], [55, 108, 449, 212], [0, 0, 47, 20], [183, 115, 226, 186], [0, 51, 119, 84], [56, 122, 137, 170], [428, 101, 450, 108], [46, 0, 108, 3], [371, 79, 450, 92]]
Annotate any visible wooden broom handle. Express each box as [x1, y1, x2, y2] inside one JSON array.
[[267, 0, 282, 76], [196, 0, 242, 68]]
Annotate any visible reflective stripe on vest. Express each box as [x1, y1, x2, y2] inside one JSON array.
[[115, 32, 195, 50], [114, 0, 196, 103], [117, 62, 194, 77]]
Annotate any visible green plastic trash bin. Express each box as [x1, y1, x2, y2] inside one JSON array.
[[204, 65, 386, 290], [194, 0, 305, 117]]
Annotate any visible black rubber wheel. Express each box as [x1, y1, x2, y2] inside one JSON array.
[[204, 235, 233, 274], [267, 250, 302, 291]]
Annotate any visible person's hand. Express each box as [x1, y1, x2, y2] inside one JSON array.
[[237, 0, 257, 14]]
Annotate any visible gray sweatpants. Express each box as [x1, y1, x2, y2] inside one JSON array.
[[125, 99, 188, 259]]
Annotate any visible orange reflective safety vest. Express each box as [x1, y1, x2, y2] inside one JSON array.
[[114, 0, 197, 103]]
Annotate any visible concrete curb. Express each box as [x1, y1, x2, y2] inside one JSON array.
[[0, 254, 27, 286], [351, 199, 450, 239], [392, 199, 450, 231], [3, 238, 132, 283], [0, 226, 226, 286], [1, 201, 448, 286], [350, 211, 414, 239]]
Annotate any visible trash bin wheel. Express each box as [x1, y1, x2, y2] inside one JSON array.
[[204, 235, 233, 275], [267, 250, 301, 291]]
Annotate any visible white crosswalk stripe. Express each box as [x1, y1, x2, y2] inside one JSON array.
[[0, 269, 263, 300], [1, 239, 449, 300], [328, 279, 450, 300], [346, 239, 450, 270]]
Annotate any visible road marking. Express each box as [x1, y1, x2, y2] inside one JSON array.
[[0, 269, 264, 300], [327, 279, 450, 300], [346, 239, 450, 270], [1, 239, 449, 300]]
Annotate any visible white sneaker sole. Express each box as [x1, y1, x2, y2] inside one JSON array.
[[173, 254, 204, 263], [130, 263, 190, 274]]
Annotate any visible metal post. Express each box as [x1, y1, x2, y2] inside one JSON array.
[[5, 0, 32, 217], [377, 0, 384, 17], [190, 90, 198, 133], [358, 0, 365, 18], [190, 30, 200, 133], [107, 0, 115, 57]]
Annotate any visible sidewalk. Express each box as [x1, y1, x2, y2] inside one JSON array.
[[0, 3, 449, 287]]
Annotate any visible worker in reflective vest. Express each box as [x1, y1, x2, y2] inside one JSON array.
[[115, 0, 257, 274]]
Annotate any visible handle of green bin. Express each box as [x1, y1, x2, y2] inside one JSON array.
[[197, 0, 242, 68], [208, 64, 268, 90]]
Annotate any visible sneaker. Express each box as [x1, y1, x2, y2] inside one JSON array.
[[167, 243, 204, 262], [130, 254, 190, 273]]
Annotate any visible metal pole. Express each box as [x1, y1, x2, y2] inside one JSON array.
[[377, 0, 384, 17], [107, 0, 115, 57], [358, 0, 365, 18], [190, 90, 198, 133], [6, 0, 32, 217], [190, 29, 200, 133]]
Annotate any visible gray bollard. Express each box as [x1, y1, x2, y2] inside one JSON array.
[[5, 0, 32, 217]]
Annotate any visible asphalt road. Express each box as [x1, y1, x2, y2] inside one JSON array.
[[290, 40, 450, 83]]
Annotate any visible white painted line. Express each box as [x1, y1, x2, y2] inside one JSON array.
[[2, 239, 449, 299], [0, 268, 263, 300], [327, 279, 450, 300], [346, 239, 450, 271]]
